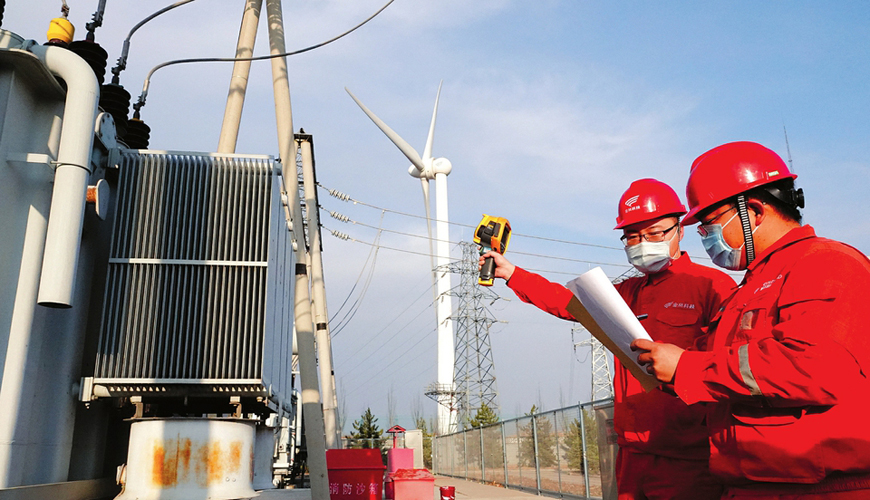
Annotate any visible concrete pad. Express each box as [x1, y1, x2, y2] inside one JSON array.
[[433, 476, 541, 499]]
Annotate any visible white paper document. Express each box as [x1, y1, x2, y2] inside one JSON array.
[[566, 267, 655, 382]]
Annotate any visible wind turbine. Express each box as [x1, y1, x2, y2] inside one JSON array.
[[346, 82, 456, 435]]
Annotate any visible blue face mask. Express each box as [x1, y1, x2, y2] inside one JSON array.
[[699, 212, 755, 271]]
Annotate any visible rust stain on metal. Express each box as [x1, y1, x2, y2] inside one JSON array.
[[179, 438, 192, 481], [229, 441, 242, 472], [152, 442, 179, 487], [187, 440, 248, 487], [208, 441, 224, 483]]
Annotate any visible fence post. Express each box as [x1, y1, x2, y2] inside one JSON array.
[[433, 435, 438, 475], [501, 422, 508, 487], [579, 403, 591, 499], [532, 414, 541, 493], [451, 434, 455, 476], [553, 411, 562, 495]]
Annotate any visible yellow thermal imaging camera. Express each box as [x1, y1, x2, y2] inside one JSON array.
[[474, 215, 511, 286]]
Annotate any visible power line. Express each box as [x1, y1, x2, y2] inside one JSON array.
[[325, 208, 629, 266], [329, 213, 386, 336], [320, 185, 746, 279], [323, 224, 633, 277], [133, 0, 397, 115], [319, 183, 623, 251], [344, 331, 438, 396], [318, 189, 743, 281], [337, 288, 437, 377]]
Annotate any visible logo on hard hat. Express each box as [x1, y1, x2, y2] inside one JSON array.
[[625, 195, 639, 207]]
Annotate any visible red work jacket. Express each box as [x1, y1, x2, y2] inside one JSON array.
[[676, 226, 870, 485], [508, 253, 735, 459]]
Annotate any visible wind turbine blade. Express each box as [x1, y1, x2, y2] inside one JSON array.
[[422, 80, 443, 162], [346, 87, 425, 172], [421, 179, 439, 302]]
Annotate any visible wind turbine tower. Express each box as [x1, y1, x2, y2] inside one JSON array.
[[346, 83, 457, 434]]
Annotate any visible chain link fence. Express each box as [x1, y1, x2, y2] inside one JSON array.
[[433, 399, 617, 499]]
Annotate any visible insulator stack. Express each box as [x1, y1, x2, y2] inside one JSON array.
[[328, 189, 350, 201], [125, 118, 151, 149], [68, 40, 108, 85], [330, 229, 350, 241], [99, 83, 130, 140], [329, 211, 349, 223]]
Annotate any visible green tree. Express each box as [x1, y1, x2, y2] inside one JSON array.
[[415, 416, 433, 469], [518, 405, 557, 468], [518, 405, 537, 467], [564, 411, 600, 473], [351, 408, 384, 451], [534, 414, 558, 468], [469, 403, 499, 428], [469, 404, 504, 472]]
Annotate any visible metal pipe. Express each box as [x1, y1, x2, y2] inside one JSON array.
[[264, 0, 329, 495], [0, 205, 50, 487], [25, 42, 99, 308], [299, 136, 340, 449], [217, 0, 261, 153]]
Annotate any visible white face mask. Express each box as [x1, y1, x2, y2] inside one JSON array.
[[624, 240, 676, 274]]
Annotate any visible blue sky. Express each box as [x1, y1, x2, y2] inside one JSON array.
[[9, 1, 870, 430]]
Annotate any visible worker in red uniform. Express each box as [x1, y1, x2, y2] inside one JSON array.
[[634, 141, 870, 499], [481, 178, 734, 500]]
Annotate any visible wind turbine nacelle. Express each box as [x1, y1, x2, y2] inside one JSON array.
[[408, 157, 451, 179], [432, 157, 452, 176]]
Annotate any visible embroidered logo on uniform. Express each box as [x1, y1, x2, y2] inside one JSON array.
[[664, 301, 696, 310], [753, 274, 783, 295]]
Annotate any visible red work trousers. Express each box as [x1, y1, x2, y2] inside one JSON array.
[[723, 486, 870, 499], [616, 449, 722, 500]]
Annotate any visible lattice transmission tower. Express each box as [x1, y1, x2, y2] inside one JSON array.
[[574, 326, 614, 401], [572, 267, 642, 401], [429, 242, 501, 428]]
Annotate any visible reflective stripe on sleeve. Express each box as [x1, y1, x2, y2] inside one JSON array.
[[738, 343, 763, 396]]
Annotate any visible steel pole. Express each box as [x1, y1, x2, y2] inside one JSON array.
[[265, 0, 328, 495], [298, 135, 340, 449], [217, 0, 261, 153]]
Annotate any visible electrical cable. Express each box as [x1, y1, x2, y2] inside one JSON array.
[[320, 184, 747, 280], [133, 0, 396, 115], [343, 329, 437, 395], [323, 223, 634, 276], [330, 212, 385, 336], [335, 280, 435, 362], [320, 183, 624, 251], [325, 207, 639, 267], [337, 294, 437, 377], [111, 0, 197, 84]]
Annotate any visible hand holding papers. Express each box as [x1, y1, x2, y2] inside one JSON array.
[[564, 267, 660, 391]]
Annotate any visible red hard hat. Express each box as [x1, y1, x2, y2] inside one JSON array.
[[614, 178, 687, 229], [683, 141, 797, 225]]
